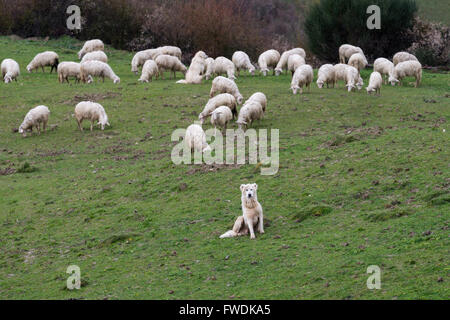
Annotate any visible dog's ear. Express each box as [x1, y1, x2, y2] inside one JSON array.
[[240, 184, 246, 192], [253, 183, 258, 190]]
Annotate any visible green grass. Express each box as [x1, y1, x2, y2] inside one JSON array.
[[0, 36, 449, 300], [416, 0, 450, 24]]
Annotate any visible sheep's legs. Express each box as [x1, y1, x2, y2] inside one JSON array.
[[90, 121, 94, 131], [77, 120, 83, 131], [42, 66, 45, 73], [36, 123, 41, 135], [43, 121, 47, 133]]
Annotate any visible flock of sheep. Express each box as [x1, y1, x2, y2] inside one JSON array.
[[1, 39, 424, 145]]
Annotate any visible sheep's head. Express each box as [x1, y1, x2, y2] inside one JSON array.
[[291, 86, 300, 95], [389, 76, 399, 86], [4, 75, 12, 83], [316, 80, 324, 89], [237, 96, 244, 105], [87, 75, 94, 84], [249, 68, 256, 76], [346, 84, 356, 92], [356, 77, 364, 90], [366, 87, 375, 94], [236, 120, 247, 131], [26, 65, 32, 73], [261, 69, 268, 77], [113, 77, 121, 84], [18, 122, 31, 137], [98, 113, 110, 131], [198, 113, 206, 125], [275, 68, 282, 76], [202, 145, 212, 153]]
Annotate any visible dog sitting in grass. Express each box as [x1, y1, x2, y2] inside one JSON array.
[[220, 183, 264, 240]]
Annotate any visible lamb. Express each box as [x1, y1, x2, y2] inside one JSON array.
[[290, 64, 314, 95], [316, 64, 336, 89], [245, 92, 267, 113], [18, 105, 50, 137], [139, 59, 159, 83], [373, 58, 395, 84], [287, 54, 306, 76], [232, 51, 255, 77], [57, 62, 81, 84], [199, 93, 237, 124], [339, 44, 364, 63], [366, 71, 382, 95], [211, 106, 233, 133], [236, 101, 264, 131], [389, 60, 422, 87], [74, 101, 110, 131], [348, 53, 368, 72], [185, 124, 211, 153], [210, 76, 243, 104], [213, 56, 237, 80], [204, 58, 215, 80], [344, 65, 364, 92], [26, 51, 59, 73], [393, 51, 418, 66], [131, 49, 161, 74], [78, 39, 105, 59], [275, 48, 306, 76], [158, 46, 182, 60], [334, 64, 363, 90], [80, 61, 120, 84], [155, 54, 187, 79], [1, 59, 20, 83], [81, 51, 108, 63], [176, 51, 208, 84], [258, 49, 281, 76]]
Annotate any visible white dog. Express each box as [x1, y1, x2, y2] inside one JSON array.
[[220, 183, 264, 240]]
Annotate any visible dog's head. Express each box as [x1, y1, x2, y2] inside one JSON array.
[[241, 183, 258, 200]]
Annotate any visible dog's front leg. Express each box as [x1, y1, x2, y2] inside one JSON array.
[[246, 218, 256, 239]]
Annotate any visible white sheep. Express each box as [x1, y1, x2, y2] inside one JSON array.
[[199, 93, 237, 124], [287, 54, 306, 76], [80, 61, 120, 84], [74, 101, 110, 131], [316, 64, 335, 89], [393, 51, 418, 66], [158, 46, 182, 60], [131, 49, 161, 74], [27, 51, 59, 73], [245, 92, 267, 113], [236, 101, 264, 131], [185, 124, 211, 153], [139, 59, 159, 83], [291, 64, 314, 94], [344, 65, 364, 92], [81, 51, 108, 63], [155, 54, 187, 79], [389, 60, 422, 87], [78, 39, 105, 59], [213, 56, 237, 80], [18, 105, 50, 137], [57, 62, 81, 84], [204, 57, 215, 80], [210, 76, 243, 104], [339, 44, 363, 63], [232, 51, 255, 76], [177, 51, 208, 84], [374, 58, 395, 84], [275, 48, 306, 76], [348, 53, 368, 72], [334, 64, 363, 90], [258, 49, 281, 76], [211, 106, 233, 134], [366, 71, 382, 95], [1, 59, 20, 83]]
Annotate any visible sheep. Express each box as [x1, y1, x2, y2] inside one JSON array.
[[199, 93, 237, 124], [139, 59, 159, 83], [204, 58, 215, 80], [131, 49, 161, 74], [176, 51, 208, 84], [80, 61, 120, 84], [236, 101, 264, 131], [348, 53, 368, 72], [81, 51, 108, 63], [287, 54, 306, 76], [57, 62, 81, 84], [344, 65, 364, 92], [211, 106, 233, 134], [213, 56, 237, 80], [18, 105, 50, 137], [158, 46, 182, 60], [316, 64, 336, 89], [1, 59, 20, 83], [275, 48, 306, 75], [210, 76, 243, 104], [78, 39, 105, 59], [245, 92, 267, 113], [232, 51, 255, 76], [334, 64, 363, 90], [155, 54, 187, 80], [393, 51, 418, 66], [339, 44, 364, 63], [258, 49, 281, 76], [26, 51, 59, 73], [74, 101, 110, 131], [185, 124, 211, 153], [389, 60, 422, 87], [366, 71, 382, 95], [290, 64, 314, 94], [374, 58, 395, 84]]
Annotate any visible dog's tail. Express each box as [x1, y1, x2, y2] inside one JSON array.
[[219, 216, 245, 239], [219, 230, 238, 239]]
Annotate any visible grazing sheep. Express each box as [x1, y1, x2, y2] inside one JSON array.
[[344, 65, 364, 92], [139, 60, 159, 83], [393, 51, 418, 66], [232, 51, 255, 76], [57, 62, 81, 84], [27, 51, 59, 73], [74, 101, 110, 131], [374, 58, 395, 84], [348, 53, 368, 72], [185, 124, 211, 153], [210, 76, 243, 104], [287, 54, 306, 76], [78, 39, 105, 59], [177, 51, 208, 84], [339, 44, 363, 63], [275, 48, 306, 75], [80, 61, 120, 84], [81, 51, 108, 63], [131, 49, 161, 74], [258, 49, 281, 76], [211, 106, 233, 133], [1, 59, 20, 83], [18, 105, 50, 137], [316, 64, 336, 89], [213, 56, 237, 80], [204, 58, 215, 80], [334, 64, 363, 90], [389, 60, 422, 87], [158, 46, 182, 60], [291, 64, 314, 95], [366, 71, 382, 95], [245, 92, 267, 113], [199, 93, 237, 124], [236, 101, 264, 131], [155, 55, 187, 79]]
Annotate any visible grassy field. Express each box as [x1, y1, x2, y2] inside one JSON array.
[[0, 36, 449, 300], [416, 0, 450, 25]]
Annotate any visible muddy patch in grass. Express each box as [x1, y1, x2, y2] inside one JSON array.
[[292, 205, 333, 222], [186, 163, 243, 175], [0, 167, 16, 176], [61, 92, 122, 105], [365, 208, 412, 222]]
